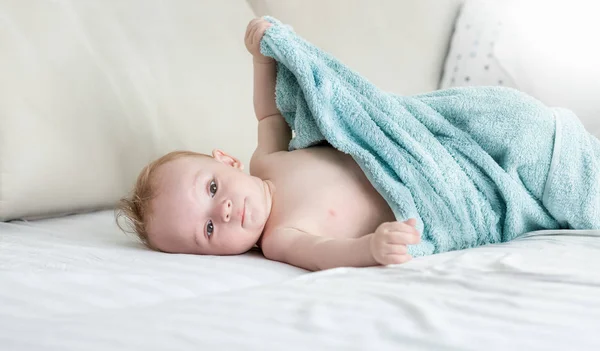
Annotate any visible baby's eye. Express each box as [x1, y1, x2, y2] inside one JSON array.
[[209, 180, 218, 198], [206, 220, 214, 237]]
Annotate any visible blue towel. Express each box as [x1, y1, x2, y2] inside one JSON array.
[[260, 17, 600, 257]]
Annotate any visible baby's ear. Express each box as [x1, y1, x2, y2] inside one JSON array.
[[212, 149, 244, 170]]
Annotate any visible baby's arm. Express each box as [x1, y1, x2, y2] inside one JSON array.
[[253, 58, 291, 155], [245, 19, 292, 161], [261, 220, 421, 271]]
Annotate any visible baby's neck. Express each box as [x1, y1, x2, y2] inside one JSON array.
[[262, 179, 275, 216], [256, 179, 275, 248]]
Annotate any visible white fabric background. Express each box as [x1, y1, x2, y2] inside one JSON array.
[[0, 0, 463, 221]]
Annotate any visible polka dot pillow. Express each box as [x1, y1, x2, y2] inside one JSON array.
[[439, 0, 514, 89]]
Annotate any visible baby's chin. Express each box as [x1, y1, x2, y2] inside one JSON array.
[[222, 234, 262, 255]]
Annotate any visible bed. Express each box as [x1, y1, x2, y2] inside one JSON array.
[[2, 1, 600, 350], [1, 210, 599, 350]]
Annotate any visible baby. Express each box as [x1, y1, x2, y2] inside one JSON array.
[[117, 18, 421, 271]]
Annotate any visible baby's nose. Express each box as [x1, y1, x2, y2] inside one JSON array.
[[220, 199, 232, 223]]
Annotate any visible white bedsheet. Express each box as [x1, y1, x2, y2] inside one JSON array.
[[1, 210, 599, 350]]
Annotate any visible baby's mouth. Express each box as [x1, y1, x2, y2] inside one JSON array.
[[241, 198, 246, 227]]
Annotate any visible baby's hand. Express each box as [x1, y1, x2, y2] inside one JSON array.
[[370, 219, 421, 265], [245, 18, 273, 64]]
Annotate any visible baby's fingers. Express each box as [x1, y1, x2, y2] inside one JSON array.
[[383, 253, 412, 265], [382, 220, 419, 235], [385, 231, 421, 245], [382, 244, 408, 256], [404, 218, 417, 227], [248, 24, 260, 44], [245, 18, 259, 39], [255, 23, 271, 40]]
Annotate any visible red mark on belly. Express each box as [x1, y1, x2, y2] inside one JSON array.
[[328, 209, 336, 217]]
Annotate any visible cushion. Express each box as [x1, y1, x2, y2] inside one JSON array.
[[440, 0, 600, 136], [248, 0, 464, 95], [0, 1, 258, 220]]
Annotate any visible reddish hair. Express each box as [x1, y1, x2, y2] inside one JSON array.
[[115, 150, 209, 249]]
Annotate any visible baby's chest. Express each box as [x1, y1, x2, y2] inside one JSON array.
[[273, 168, 393, 239]]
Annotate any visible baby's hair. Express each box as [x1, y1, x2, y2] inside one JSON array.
[[115, 150, 210, 249]]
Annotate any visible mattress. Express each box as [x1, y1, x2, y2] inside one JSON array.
[[1, 210, 599, 350]]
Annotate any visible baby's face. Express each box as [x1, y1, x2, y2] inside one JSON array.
[[147, 151, 273, 255]]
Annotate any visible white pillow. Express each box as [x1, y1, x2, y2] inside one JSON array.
[[440, 0, 600, 136], [0, 1, 257, 221]]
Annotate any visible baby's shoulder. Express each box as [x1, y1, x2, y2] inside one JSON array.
[[249, 150, 289, 177], [260, 226, 306, 261]]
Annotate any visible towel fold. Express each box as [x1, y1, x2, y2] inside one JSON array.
[[260, 17, 600, 256]]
